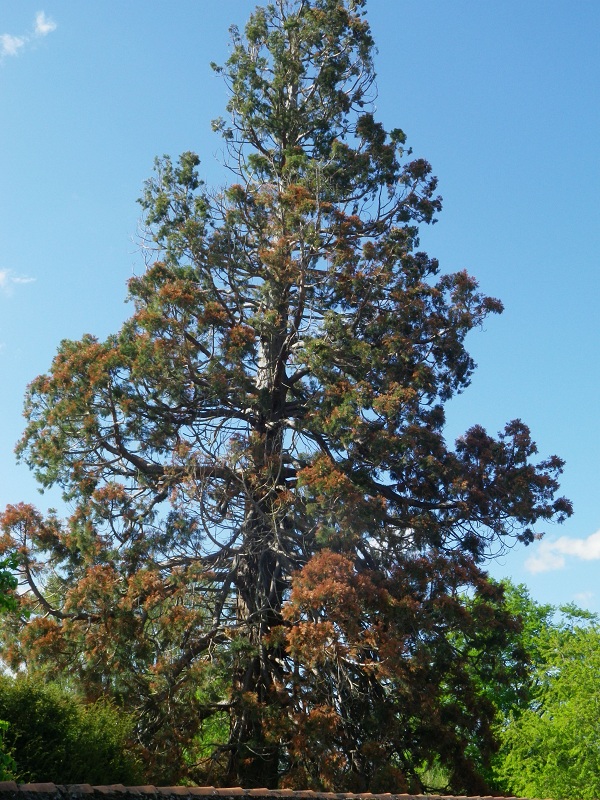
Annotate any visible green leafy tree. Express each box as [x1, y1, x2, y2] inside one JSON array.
[[493, 582, 556, 715], [1, 0, 570, 789], [495, 597, 600, 800]]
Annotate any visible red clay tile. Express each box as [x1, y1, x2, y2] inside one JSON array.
[[0, 784, 533, 800]]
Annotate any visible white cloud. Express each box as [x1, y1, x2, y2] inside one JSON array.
[[574, 591, 595, 606], [0, 12, 56, 62], [526, 530, 600, 574], [34, 12, 57, 37], [0, 34, 26, 58], [526, 545, 566, 574], [11, 275, 36, 285], [0, 269, 36, 295]]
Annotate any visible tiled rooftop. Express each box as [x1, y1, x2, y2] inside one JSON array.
[[0, 785, 528, 800]]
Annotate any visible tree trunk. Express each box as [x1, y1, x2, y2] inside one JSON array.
[[227, 543, 284, 787], [226, 331, 289, 787]]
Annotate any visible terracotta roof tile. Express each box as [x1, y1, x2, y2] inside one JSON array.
[[0, 785, 535, 800]]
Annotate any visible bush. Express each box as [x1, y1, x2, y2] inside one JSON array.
[[0, 720, 16, 780], [0, 676, 143, 784]]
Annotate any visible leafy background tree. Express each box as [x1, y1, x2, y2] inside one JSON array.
[[0, 0, 570, 790], [492, 588, 600, 800]]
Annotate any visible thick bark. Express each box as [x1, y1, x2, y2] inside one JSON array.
[[226, 329, 290, 786]]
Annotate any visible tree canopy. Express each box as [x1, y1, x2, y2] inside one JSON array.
[[0, 0, 571, 790], [493, 587, 600, 800]]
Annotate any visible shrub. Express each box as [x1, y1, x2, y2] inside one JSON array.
[[0, 676, 143, 784]]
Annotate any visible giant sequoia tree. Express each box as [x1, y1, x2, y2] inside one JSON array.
[[0, 0, 570, 791]]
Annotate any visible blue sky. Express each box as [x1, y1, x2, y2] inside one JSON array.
[[1, 1, 598, 610]]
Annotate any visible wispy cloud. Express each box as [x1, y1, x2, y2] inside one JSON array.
[[1, 11, 56, 62], [574, 591, 595, 606], [34, 12, 57, 37], [0, 34, 26, 58], [526, 530, 600, 573], [0, 269, 36, 295]]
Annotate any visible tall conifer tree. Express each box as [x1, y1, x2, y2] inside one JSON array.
[[1, 0, 570, 789]]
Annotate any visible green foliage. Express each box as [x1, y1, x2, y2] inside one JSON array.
[[492, 589, 600, 800], [0, 554, 18, 613], [0, 676, 143, 784], [181, 662, 231, 784], [0, 555, 19, 781], [0, 721, 16, 781]]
